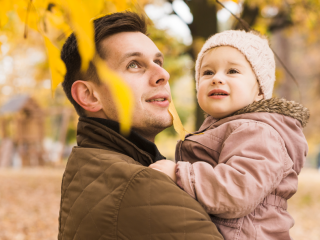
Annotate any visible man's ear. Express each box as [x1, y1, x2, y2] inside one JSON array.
[[71, 80, 102, 113]]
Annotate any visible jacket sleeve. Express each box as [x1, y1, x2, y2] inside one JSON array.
[[176, 122, 292, 219], [116, 168, 223, 240]]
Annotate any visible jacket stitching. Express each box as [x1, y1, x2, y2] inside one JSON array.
[[201, 170, 284, 214], [234, 217, 244, 240], [119, 204, 216, 211], [115, 168, 151, 240], [115, 168, 214, 239], [189, 132, 224, 142], [210, 121, 287, 214], [186, 139, 221, 155], [62, 159, 127, 239], [117, 229, 216, 238], [69, 179, 128, 240], [72, 154, 103, 240], [223, 120, 288, 172]]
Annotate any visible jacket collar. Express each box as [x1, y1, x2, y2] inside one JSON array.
[[230, 98, 309, 127], [77, 117, 165, 166], [198, 98, 310, 132]]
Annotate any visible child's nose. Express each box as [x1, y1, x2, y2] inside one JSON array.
[[212, 76, 225, 85]]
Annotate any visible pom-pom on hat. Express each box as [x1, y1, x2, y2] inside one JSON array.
[[195, 30, 276, 99]]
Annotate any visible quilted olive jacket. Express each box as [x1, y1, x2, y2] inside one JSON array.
[[58, 117, 223, 240]]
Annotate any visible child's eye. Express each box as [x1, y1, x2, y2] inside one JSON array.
[[128, 61, 139, 69], [203, 70, 214, 76], [228, 69, 239, 74]]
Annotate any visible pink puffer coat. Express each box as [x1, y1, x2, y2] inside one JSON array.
[[175, 98, 309, 240]]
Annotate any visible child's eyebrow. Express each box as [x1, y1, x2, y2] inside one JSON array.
[[201, 64, 211, 69], [227, 61, 243, 66]]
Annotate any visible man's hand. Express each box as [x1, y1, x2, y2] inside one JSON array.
[[149, 160, 177, 183]]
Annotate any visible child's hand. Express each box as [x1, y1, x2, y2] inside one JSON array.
[[149, 160, 177, 183]]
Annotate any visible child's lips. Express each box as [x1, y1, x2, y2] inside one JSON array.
[[208, 89, 229, 99], [209, 95, 229, 99]]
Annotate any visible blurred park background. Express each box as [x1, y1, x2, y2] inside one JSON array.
[[0, 0, 320, 239]]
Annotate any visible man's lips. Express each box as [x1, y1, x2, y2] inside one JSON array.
[[208, 89, 229, 99], [145, 94, 170, 107]]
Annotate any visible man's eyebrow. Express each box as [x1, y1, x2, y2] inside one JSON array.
[[155, 52, 164, 59], [118, 52, 142, 65], [118, 51, 164, 66]]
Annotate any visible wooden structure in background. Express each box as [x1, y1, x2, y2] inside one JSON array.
[[0, 95, 45, 167]]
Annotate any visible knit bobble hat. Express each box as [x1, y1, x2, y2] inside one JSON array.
[[195, 30, 276, 99]]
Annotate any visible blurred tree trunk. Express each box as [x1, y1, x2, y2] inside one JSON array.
[[233, 3, 259, 30], [268, 11, 293, 100], [272, 30, 292, 100], [183, 0, 218, 130]]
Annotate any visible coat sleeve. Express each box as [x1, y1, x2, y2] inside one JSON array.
[[116, 168, 223, 240], [176, 122, 291, 219]]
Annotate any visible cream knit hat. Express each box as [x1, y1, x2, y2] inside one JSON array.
[[195, 30, 276, 99]]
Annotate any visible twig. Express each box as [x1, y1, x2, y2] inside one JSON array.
[[216, 0, 250, 31], [24, 0, 33, 39]]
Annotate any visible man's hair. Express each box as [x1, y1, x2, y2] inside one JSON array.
[[61, 11, 147, 116]]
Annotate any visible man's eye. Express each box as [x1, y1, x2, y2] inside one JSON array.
[[203, 70, 214, 75], [228, 69, 239, 74], [154, 60, 163, 66], [128, 61, 139, 69]]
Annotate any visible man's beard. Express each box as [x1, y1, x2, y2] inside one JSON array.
[[132, 113, 173, 141]]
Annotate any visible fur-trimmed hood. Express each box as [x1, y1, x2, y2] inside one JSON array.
[[232, 98, 310, 128]]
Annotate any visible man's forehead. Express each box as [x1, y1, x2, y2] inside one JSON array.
[[101, 32, 161, 59]]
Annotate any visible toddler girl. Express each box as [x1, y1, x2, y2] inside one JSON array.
[[150, 30, 309, 240]]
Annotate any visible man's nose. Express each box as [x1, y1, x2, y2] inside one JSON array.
[[149, 63, 170, 86]]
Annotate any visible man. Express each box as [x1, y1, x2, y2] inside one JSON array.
[[58, 11, 223, 240]]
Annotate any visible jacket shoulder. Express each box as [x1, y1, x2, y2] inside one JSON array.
[[117, 168, 223, 240], [205, 118, 283, 141], [58, 147, 148, 240]]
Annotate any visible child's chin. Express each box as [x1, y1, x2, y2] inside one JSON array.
[[208, 112, 230, 119]]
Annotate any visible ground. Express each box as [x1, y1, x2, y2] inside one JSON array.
[[0, 168, 319, 240]]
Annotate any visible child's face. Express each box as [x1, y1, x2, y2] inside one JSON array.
[[198, 46, 263, 119]]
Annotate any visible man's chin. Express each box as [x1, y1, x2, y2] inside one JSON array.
[[131, 112, 172, 138]]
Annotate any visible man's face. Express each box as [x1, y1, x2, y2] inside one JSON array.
[[97, 31, 172, 139]]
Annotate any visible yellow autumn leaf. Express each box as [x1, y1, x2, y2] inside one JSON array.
[[109, 0, 132, 12], [0, 0, 13, 28], [63, 0, 95, 71], [15, 0, 39, 32], [85, 0, 104, 19], [46, 5, 72, 39], [94, 56, 134, 135], [43, 35, 66, 95], [168, 100, 186, 141]]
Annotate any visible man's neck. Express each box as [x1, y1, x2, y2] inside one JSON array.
[[86, 117, 166, 162], [132, 129, 155, 142]]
